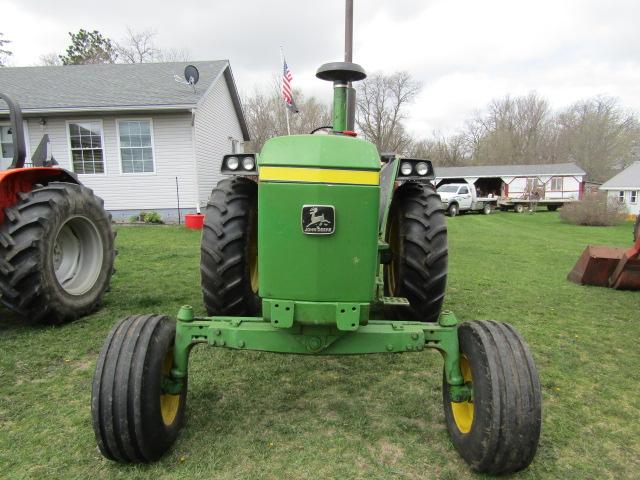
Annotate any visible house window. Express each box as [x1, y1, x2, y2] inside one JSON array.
[[118, 120, 155, 173], [618, 191, 625, 203], [1, 125, 13, 170], [68, 122, 104, 174], [550, 177, 563, 190], [630, 190, 637, 204]]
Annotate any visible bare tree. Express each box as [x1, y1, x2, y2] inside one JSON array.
[[554, 97, 640, 182], [157, 47, 191, 62], [0, 33, 12, 67], [117, 28, 191, 63], [116, 27, 160, 63], [419, 92, 639, 182], [411, 133, 469, 166], [467, 93, 553, 165], [355, 71, 422, 154], [39, 52, 62, 66], [243, 80, 331, 152]]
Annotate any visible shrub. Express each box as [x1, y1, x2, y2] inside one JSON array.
[[559, 193, 627, 226], [141, 211, 163, 224], [129, 211, 164, 224]]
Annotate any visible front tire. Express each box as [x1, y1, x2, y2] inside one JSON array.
[[91, 315, 187, 463], [447, 203, 459, 217], [0, 182, 115, 324], [443, 321, 542, 474], [201, 177, 259, 316], [385, 182, 448, 322]]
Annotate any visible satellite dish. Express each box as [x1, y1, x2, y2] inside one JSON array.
[[184, 65, 199, 86]]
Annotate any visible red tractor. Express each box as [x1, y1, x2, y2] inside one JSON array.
[[1, 93, 115, 324]]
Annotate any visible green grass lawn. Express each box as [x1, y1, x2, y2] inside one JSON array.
[[1, 213, 638, 479]]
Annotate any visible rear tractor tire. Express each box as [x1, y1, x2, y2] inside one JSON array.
[[92, 315, 187, 463], [0, 182, 115, 324], [385, 182, 448, 322], [443, 321, 542, 475], [201, 177, 260, 316]]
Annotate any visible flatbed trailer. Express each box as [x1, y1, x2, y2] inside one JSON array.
[[498, 197, 577, 213]]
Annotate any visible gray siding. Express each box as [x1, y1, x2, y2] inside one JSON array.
[[193, 76, 244, 206], [24, 113, 198, 213]]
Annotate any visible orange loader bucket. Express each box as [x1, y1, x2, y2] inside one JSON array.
[[568, 237, 640, 290]]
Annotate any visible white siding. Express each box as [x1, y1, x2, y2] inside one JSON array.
[[606, 190, 640, 215], [24, 113, 198, 211], [193, 75, 244, 207], [505, 175, 582, 199]]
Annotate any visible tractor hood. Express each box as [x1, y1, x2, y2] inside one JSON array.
[[259, 134, 380, 171]]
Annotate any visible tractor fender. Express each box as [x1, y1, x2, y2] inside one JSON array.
[[0, 167, 80, 224]]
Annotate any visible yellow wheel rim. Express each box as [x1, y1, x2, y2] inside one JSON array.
[[160, 350, 180, 426], [451, 355, 474, 434], [248, 212, 258, 294], [386, 212, 399, 295]]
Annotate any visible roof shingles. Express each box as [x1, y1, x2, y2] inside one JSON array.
[[600, 161, 640, 189], [0, 61, 228, 111]]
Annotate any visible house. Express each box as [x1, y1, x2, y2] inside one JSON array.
[[599, 161, 640, 216], [434, 162, 586, 200], [0, 61, 250, 222]]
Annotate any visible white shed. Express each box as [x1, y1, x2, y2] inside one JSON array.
[[0, 61, 250, 222], [435, 163, 586, 200], [600, 161, 640, 216]]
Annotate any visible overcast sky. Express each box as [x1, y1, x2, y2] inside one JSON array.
[[3, 0, 640, 137]]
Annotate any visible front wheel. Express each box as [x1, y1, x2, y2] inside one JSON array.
[[447, 203, 459, 217], [442, 321, 541, 474], [91, 315, 187, 463]]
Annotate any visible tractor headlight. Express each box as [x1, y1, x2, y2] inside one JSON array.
[[396, 158, 435, 181], [221, 153, 258, 176], [415, 162, 430, 176], [226, 156, 239, 170], [400, 162, 413, 176], [242, 156, 255, 171]]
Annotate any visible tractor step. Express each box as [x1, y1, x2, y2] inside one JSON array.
[[380, 296, 410, 306]]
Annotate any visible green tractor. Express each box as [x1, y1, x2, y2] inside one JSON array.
[[91, 12, 541, 476]]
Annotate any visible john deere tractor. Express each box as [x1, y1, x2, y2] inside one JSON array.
[[91, 9, 541, 475], [0, 94, 115, 324]]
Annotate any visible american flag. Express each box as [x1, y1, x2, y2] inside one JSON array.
[[281, 58, 299, 113]]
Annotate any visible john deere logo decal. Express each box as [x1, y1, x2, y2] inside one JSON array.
[[302, 205, 335, 235]]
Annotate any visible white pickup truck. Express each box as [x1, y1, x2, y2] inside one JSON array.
[[437, 183, 498, 216]]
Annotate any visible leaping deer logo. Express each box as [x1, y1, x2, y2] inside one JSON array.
[[307, 207, 331, 228]]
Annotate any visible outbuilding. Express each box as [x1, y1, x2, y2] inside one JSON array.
[[0, 61, 250, 222], [599, 161, 640, 216], [434, 162, 586, 201]]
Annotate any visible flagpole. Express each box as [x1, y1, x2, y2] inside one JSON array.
[[279, 46, 291, 135]]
